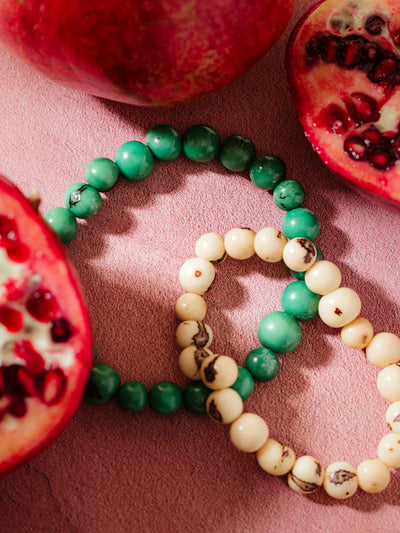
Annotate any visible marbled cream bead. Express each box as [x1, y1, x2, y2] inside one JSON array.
[[200, 354, 238, 390], [179, 257, 215, 295], [366, 332, 400, 368], [288, 455, 324, 494], [176, 320, 213, 349], [256, 438, 296, 475], [178, 345, 213, 380], [341, 317, 374, 350], [224, 228, 256, 259], [318, 287, 361, 328], [386, 401, 400, 432], [357, 459, 390, 493], [304, 260, 341, 295], [206, 388, 243, 424], [323, 461, 358, 499], [175, 293, 207, 321], [282, 237, 317, 272], [377, 433, 400, 468], [377, 364, 400, 402], [254, 227, 288, 263], [195, 232, 227, 264], [229, 413, 269, 453]]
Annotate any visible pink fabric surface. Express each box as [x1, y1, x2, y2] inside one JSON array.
[[0, 1, 399, 531]]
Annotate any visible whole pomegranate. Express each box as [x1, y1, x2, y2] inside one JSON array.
[[0, 0, 295, 107], [0, 175, 92, 476], [286, 0, 400, 210]]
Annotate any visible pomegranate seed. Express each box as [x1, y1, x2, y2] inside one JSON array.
[[365, 15, 386, 36], [36, 369, 66, 406], [343, 92, 380, 126], [8, 395, 27, 418], [15, 367, 36, 397], [14, 339, 45, 376], [368, 148, 396, 170], [368, 58, 398, 83], [318, 103, 349, 134], [7, 243, 30, 263], [362, 127, 382, 146], [0, 305, 23, 332], [0, 215, 17, 240], [26, 288, 58, 323], [50, 318, 72, 343], [344, 136, 367, 161]]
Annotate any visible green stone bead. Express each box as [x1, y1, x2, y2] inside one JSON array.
[[115, 140, 154, 181], [183, 381, 211, 415], [230, 366, 254, 400], [84, 157, 119, 192], [64, 183, 102, 219], [117, 381, 148, 412], [245, 347, 280, 382], [273, 180, 305, 211], [85, 363, 121, 404], [43, 207, 78, 244], [280, 280, 321, 321], [183, 124, 221, 162], [220, 134, 256, 172], [281, 208, 320, 241], [249, 154, 286, 190], [145, 125, 182, 161], [258, 311, 302, 354], [149, 381, 182, 415], [291, 245, 323, 280]]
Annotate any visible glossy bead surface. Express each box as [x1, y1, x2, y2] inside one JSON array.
[[249, 154, 286, 190], [290, 245, 323, 280], [145, 125, 182, 161], [195, 232, 226, 264], [318, 287, 361, 328], [44, 207, 78, 244], [183, 381, 211, 415], [273, 180, 305, 211], [115, 140, 154, 181], [224, 228, 256, 259], [280, 280, 321, 321], [178, 346, 213, 380], [377, 433, 400, 468], [366, 332, 400, 368], [245, 347, 280, 382], [85, 363, 121, 404], [323, 461, 358, 499], [377, 364, 400, 402], [231, 366, 254, 401], [386, 401, 400, 432], [258, 311, 302, 354], [206, 388, 243, 424], [282, 238, 317, 272], [183, 125, 221, 162], [175, 293, 207, 321], [254, 227, 287, 262], [117, 381, 148, 412], [357, 459, 390, 493], [288, 455, 324, 494], [200, 354, 238, 390], [341, 317, 374, 349], [64, 183, 102, 219], [282, 208, 320, 241], [148, 381, 182, 415], [304, 260, 341, 295], [179, 257, 215, 295], [230, 413, 269, 453], [220, 134, 256, 172], [256, 438, 296, 476], [84, 157, 119, 191], [176, 320, 212, 349]]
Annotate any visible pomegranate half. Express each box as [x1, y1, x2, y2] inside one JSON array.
[[0, 175, 92, 476], [286, 0, 400, 210]]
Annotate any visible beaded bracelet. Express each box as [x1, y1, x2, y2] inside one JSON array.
[[44, 124, 400, 500]]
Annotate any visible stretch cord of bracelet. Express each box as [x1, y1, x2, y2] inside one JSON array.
[[44, 124, 400, 500]]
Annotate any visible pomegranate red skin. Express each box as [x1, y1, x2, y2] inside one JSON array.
[[0, 0, 295, 107], [0, 175, 92, 476]]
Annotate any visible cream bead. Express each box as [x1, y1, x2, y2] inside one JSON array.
[[377, 433, 400, 469], [304, 260, 341, 295], [288, 455, 324, 494], [318, 287, 361, 328], [366, 332, 400, 368], [206, 388, 243, 424], [357, 459, 390, 493], [200, 354, 238, 390], [282, 238, 317, 272], [386, 401, 400, 432], [179, 257, 215, 295], [224, 228, 256, 259], [195, 232, 226, 264], [229, 413, 269, 453], [377, 364, 400, 402], [176, 320, 213, 349], [254, 227, 288, 263], [175, 293, 207, 321], [341, 317, 374, 349], [178, 346, 213, 380], [256, 438, 295, 475], [323, 461, 358, 499]]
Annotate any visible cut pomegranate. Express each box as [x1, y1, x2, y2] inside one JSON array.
[[286, 0, 400, 210], [0, 174, 92, 476]]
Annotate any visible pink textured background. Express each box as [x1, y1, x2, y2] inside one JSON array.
[[1, 1, 400, 531]]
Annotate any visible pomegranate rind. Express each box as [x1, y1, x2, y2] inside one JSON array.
[[0, 174, 92, 476]]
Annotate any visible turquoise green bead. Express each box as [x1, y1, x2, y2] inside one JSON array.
[[258, 311, 302, 354], [117, 381, 148, 412], [291, 245, 323, 280], [280, 280, 321, 321], [230, 366, 254, 400], [115, 140, 154, 181], [183, 381, 211, 415], [273, 180, 305, 211], [149, 381, 182, 415], [85, 363, 121, 404], [220, 135, 256, 172], [245, 347, 280, 382], [249, 154, 286, 190], [281, 208, 320, 241], [64, 183, 102, 219], [84, 157, 119, 192], [43, 207, 77, 244], [183, 125, 221, 162], [145, 125, 182, 161]]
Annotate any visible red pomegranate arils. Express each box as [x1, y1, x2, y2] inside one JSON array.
[[344, 135, 367, 160], [368, 148, 396, 170], [36, 369, 66, 406], [26, 288, 58, 323], [363, 126, 382, 146], [7, 243, 30, 263], [318, 103, 350, 134], [0, 305, 23, 332], [14, 339, 45, 376], [343, 92, 380, 126], [368, 58, 398, 83], [365, 15, 386, 35], [15, 367, 36, 397], [50, 318, 72, 343], [8, 395, 27, 418]]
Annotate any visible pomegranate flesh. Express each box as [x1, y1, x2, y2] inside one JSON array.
[[0, 175, 92, 476]]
